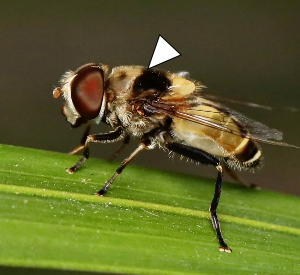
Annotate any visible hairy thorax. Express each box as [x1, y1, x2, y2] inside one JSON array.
[[104, 67, 162, 137], [106, 99, 161, 137]]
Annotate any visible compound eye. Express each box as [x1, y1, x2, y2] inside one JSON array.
[[71, 64, 104, 120]]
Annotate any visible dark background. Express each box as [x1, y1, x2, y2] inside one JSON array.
[[0, 1, 299, 195]]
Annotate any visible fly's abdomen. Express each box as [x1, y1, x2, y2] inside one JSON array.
[[171, 104, 262, 169], [228, 138, 262, 168]]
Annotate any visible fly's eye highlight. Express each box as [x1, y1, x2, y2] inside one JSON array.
[[71, 64, 104, 120]]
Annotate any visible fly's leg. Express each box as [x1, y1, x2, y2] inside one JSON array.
[[210, 165, 232, 252], [69, 125, 91, 155], [223, 163, 258, 189], [108, 135, 131, 161], [97, 130, 159, 195], [71, 127, 130, 161], [96, 143, 148, 195], [166, 142, 232, 253], [67, 126, 124, 174]]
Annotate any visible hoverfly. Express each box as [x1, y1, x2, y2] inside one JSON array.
[[53, 63, 297, 253]]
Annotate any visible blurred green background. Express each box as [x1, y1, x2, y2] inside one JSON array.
[[0, 0, 299, 195]]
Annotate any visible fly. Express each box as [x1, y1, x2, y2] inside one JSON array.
[[53, 63, 298, 252]]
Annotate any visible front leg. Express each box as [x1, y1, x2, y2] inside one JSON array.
[[67, 126, 124, 174], [69, 125, 91, 155]]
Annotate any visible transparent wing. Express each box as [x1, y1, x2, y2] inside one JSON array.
[[226, 108, 283, 141], [201, 93, 298, 112], [147, 99, 297, 148]]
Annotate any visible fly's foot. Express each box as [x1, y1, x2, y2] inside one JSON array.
[[66, 157, 87, 174], [219, 246, 232, 253], [95, 188, 107, 196], [66, 167, 76, 174]]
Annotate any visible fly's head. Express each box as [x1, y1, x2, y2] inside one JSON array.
[[53, 63, 109, 127]]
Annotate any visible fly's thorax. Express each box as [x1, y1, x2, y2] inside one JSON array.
[[106, 66, 144, 101], [111, 99, 162, 137], [106, 67, 173, 136]]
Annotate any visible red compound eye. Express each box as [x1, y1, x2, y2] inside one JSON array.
[[71, 64, 104, 120]]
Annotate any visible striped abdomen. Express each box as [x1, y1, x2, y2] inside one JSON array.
[[172, 104, 262, 169]]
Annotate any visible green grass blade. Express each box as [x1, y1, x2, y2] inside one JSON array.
[[0, 144, 300, 274]]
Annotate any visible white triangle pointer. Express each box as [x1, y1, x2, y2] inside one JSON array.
[[148, 35, 181, 69]]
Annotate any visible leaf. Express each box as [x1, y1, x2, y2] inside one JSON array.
[[0, 144, 300, 275]]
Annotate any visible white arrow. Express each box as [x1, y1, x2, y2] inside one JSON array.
[[148, 35, 181, 69]]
